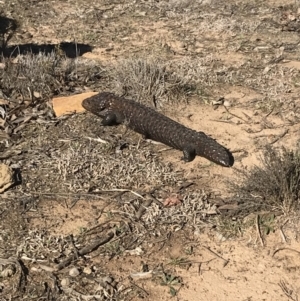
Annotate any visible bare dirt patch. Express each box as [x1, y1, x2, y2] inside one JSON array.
[[1, 0, 300, 300]]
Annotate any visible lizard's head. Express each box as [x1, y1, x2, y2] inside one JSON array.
[[82, 92, 114, 116]]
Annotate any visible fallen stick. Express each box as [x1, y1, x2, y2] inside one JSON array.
[[56, 231, 114, 271]]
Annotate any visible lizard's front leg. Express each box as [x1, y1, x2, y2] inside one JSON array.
[[101, 113, 118, 126]]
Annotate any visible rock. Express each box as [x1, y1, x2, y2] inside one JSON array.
[[83, 266, 92, 274], [52, 92, 98, 117], [102, 276, 114, 284], [33, 91, 41, 99], [0, 164, 14, 193], [223, 100, 231, 107], [216, 232, 227, 242], [69, 267, 80, 277], [61, 278, 70, 287]]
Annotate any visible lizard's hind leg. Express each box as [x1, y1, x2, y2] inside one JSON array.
[[182, 146, 196, 162]]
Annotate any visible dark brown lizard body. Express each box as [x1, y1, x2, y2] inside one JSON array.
[[82, 92, 234, 167]]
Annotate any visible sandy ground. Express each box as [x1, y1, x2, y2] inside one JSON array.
[[1, 0, 300, 300]]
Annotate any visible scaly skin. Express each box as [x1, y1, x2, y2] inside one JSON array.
[[82, 92, 234, 167]]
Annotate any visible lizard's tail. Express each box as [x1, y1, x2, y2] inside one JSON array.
[[197, 136, 234, 167]]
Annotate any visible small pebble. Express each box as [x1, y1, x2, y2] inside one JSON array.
[[83, 267, 92, 275], [216, 232, 227, 242], [102, 276, 113, 284], [61, 278, 70, 287], [69, 267, 80, 277], [130, 271, 153, 280], [223, 100, 231, 107], [33, 91, 41, 99]]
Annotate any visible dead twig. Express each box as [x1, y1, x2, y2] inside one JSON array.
[[198, 262, 202, 275], [158, 232, 172, 251], [157, 147, 174, 153], [130, 281, 150, 296], [264, 107, 274, 118], [135, 195, 154, 220], [279, 219, 289, 243], [242, 111, 252, 122], [209, 119, 235, 124], [56, 231, 115, 270], [272, 247, 300, 257], [270, 129, 289, 145], [279, 280, 299, 301], [256, 215, 264, 247], [223, 105, 249, 123], [230, 148, 247, 154], [197, 258, 217, 275], [67, 234, 80, 259], [31, 189, 145, 200], [97, 189, 145, 199], [85, 136, 109, 144], [177, 182, 194, 191], [202, 246, 229, 267], [30, 192, 106, 197], [279, 228, 287, 243]]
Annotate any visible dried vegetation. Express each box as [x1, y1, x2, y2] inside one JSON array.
[[232, 146, 300, 216], [0, 52, 103, 100], [109, 56, 193, 107], [0, 0, 300, 300], [217, 146, 300, 239]]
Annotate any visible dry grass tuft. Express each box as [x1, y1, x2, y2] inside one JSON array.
[[232, 146, 300, 216], [0, 224, 131, 300], [217, 147, 300, 239], [50, 139, 178, 192], [109, 56, 193, 106], [123, 189, 214, 233], [169, 56, 221, 89], [143, 190, 213, 227], [0, 52, 102, 100], [15, 114, 182, 196]]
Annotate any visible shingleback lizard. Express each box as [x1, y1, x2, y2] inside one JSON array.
[[82, 92, 234, 167]]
